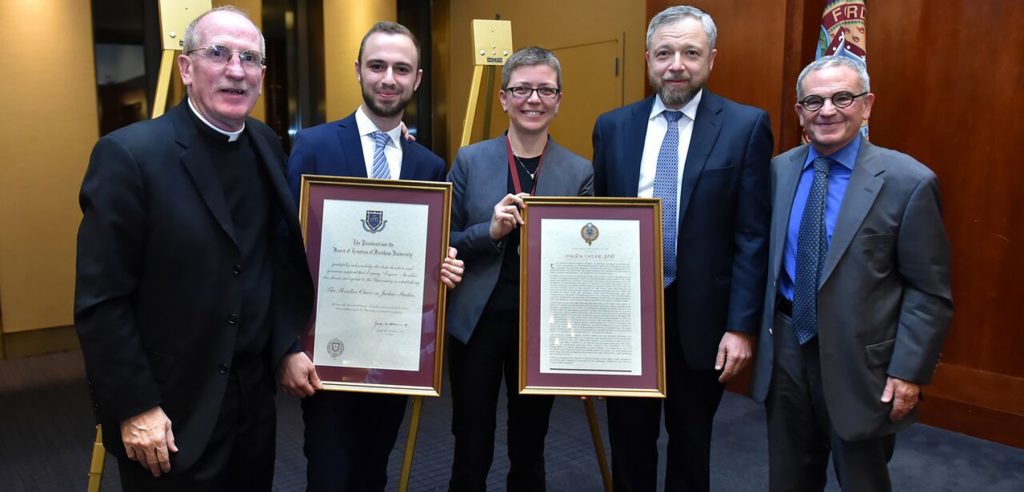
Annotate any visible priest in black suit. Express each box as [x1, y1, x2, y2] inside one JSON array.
[[74, 7, 312, 490]]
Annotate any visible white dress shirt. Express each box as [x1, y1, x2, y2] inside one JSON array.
[[355, 106, 404, 179], [637, 90, 702, 228]]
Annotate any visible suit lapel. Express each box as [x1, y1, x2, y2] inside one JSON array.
[[772, 147, 807, 281], [621, 99, 653, 196], [485, 138, 511, 200], [398, 139, 419, 180], [173, 105, 239, 248], [819, 141, 885, 286], [337, 117, 368, 178], [678, 92, 723, 223], [535, 139, 565, 196]]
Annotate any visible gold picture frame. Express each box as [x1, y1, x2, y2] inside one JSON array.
[[298, 175, 452, 397]]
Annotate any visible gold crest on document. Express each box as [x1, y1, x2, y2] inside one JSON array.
[[581, 222, 600, 246]]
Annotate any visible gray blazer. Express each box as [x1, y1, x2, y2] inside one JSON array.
[[751, 139, 953, 441], [446, 135, 594, 343]]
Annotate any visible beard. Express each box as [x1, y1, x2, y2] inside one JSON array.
[[650, 73, 702, 108], [361, 83, 412, 118]]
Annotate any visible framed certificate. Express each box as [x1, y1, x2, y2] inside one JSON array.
[[518, 197, 666, 397], [299, 175, 452, 396]]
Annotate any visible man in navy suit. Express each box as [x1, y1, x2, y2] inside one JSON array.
[[591, 6, 773, 491], [281, 22, 462, 492]]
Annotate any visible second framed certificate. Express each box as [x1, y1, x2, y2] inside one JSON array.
[[299, 175, 451, 396], [518, 197, 666, 398]]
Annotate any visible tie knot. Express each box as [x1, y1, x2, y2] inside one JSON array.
[[663, 111, 684, 123], [812, 156, 832, 174], [373, 131, 390, 147]]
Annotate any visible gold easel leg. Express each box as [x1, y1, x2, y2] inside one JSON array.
[[584, 399, 613, 492], [460, 65, 485, 148], [152, 49, 177, 119], [87, 425, 105, 492], [481, 65, 496, 138], [398, 396, 424, 492]]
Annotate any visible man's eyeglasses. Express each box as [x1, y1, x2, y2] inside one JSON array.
[[503, 86, 561, 100], [798, 91, 867, 111], [187, 45, 266, 71]]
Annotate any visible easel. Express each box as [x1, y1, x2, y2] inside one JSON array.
[[459, 20, 511, 147], [458, 20, 612, 492], [397, 394, 423, 492], [86, 2, 209, 491]]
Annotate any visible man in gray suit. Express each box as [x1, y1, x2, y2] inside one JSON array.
[[750, 56, 953, 491]]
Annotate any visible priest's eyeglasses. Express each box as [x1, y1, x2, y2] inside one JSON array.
[[187, 45, 266, 71], [798, 91, 867, 111], [504, 86, 561, 100]]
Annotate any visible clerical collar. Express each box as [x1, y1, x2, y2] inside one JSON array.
[[187, 97, 244, 142]]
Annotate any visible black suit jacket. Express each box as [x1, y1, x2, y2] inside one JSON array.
[[74, 102, 313, 470], [592, 92, 773, 369]]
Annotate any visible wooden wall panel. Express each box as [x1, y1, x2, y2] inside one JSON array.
[[868, 0, 1024, 447]]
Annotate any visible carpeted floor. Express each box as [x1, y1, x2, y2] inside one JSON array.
[[1, 350, 1022, 491]]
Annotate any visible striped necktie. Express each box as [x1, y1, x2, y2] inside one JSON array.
[[371, 131, 391, 180]]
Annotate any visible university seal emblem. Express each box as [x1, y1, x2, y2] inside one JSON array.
[[327, 338, 345, 359], [361, 210, 387, 233]]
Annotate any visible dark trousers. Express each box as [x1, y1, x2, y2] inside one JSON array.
[[117, 359, 276, 492], [302, 390, 408, 492], [447, 311, 555, 492], [606, 283, 726, 492], [766, 310, 895, 492]]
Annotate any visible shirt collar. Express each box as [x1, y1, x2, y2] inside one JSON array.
[[187, 97, 244, 142], [805, 136, 862, 171], [649, 89, 702, 122], [355, 106, 403, 146]]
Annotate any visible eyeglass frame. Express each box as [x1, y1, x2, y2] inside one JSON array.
[[186, 45, 267, 70], [502, 86, 562, 100], [797, 91, 868, 112]]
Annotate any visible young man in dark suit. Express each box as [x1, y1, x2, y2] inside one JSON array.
[[282, 21, 462, 492], [591, 5, 773, 491]]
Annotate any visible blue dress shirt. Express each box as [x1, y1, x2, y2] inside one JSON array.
[[778, 137, 862, 301]]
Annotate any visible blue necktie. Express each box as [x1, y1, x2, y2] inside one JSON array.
[[792, 157, 832, 345], [654, 111, 684, 287], [371, 131, 391, 180]]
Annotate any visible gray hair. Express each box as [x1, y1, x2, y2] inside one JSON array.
[[502, 47, 562, 89], [646, 5, 717, 51], [796, 56, 870, 99], [182, 6, 266, 54]]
